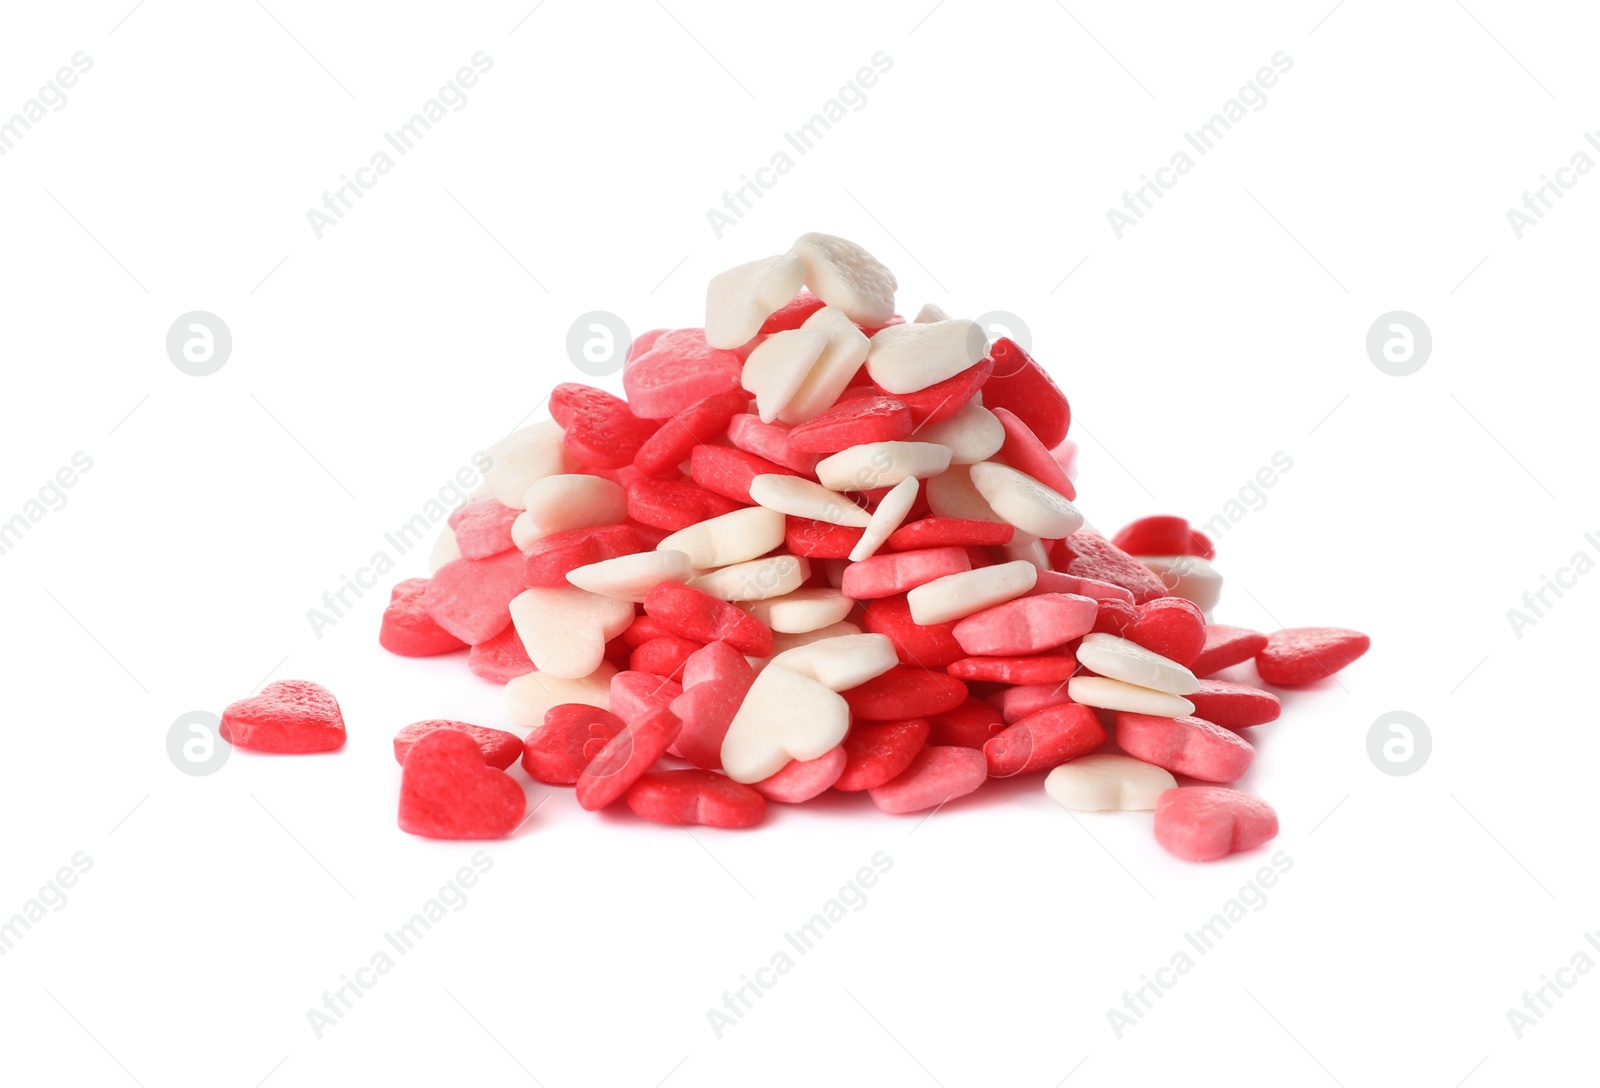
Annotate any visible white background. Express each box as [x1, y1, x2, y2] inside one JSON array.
[[1, 1, 1594, 1085]]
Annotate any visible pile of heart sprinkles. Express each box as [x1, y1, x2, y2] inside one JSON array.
[[220, 232, 1370, 862]]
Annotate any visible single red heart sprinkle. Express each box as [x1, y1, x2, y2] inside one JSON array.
[[834, 718, 931, 791], [725, 414, 821, 474], [1111, 515, 1196, 559], [523, 524, 643, 588], [1110, 515, 1215, 561], [841, 547, 971, 599], [689, 444, 800, 504], [1119, 596, 1207, 667], [1189, 624, 1269, 677], [621, 614, 678, 647], [1186, 680, 1281, 729], [610, 670, 683, 722], [991, 407, 1075, 501], [629, 635, 701, 679], [220, 679, 346, 753], [843, 665, 968, 721], [550, 382, 662, 470], [759, 293, 826, 334], [632, 390, 750, 476], [982, 338, 1070, 448], [878, 358, 992, 426], [1255, 627, 1371, 686], [627, 476, 745, 532], [926, 697, 1006, 749], [524, 705, 624, 785], [951, 592, 1097, 656], [787, 394, 913, 453], [393, 720, 522, 770], [399, 728, 525, 839], [1025, 569, 1135, 605], [947, 654, 1079, 684], [984, 703, 1105, 777], [752, 748, 847, 803], [575, 706, 682, 811], [1092, 599, 1136, 636], [1052, 532, 1169, 604], [860, 595, 966, 668], [625, 770, 766, 828], [882, 516, 1014, 551], [644, 583, 773, 657], [467, 625, 534, 683], [379, 578, 469, 658], [785, 517, 865, 558], [989, 683, 1075, 724]]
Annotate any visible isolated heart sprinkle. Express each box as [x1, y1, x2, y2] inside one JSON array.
[[220, 679, 346, 754], [1153, 786, 1279, 861], [399, 728, 526, 840]]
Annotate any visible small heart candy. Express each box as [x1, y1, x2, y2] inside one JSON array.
[[928, 696, 1007, 746], [523, 705, 624, 785], [1093, 598, 1136, 636], [1153, 786, 1278, 861], [509, 586, 635, 680], [611, 670, 683, 722], [984, 703, 1106, 777], [393, 720, 522, 770], [842, 664, 968, 721], [576, 706, 682, 811], [1190, 624, 1269, 677], [399, 729, 525, 839], [1052, 532, 1168, 604], [624, 769, 767, 828], [835, 718, 931, 792], [1255, 626, 1370, 686], [1186, 680, 1281, 729], [220, 679, 346, 753], [1045, 753, 1176, 811], [1110, 515, 1194, 559], [379, 578, 468, 658], [423, 549, 528, 645], [1116, 713, 1253, 783], [623, 329, 745, 419], [468, 625, 534, 683], [951, 592, 1097, 657], [720, 664, 851, 783], [867, 745, 987, 814], [752, 747, 848, 802], [447, 496, 520, 559], [550, 383, 660, 469], [669, 640, 756, 770], [1119, 596, 1206, 667]]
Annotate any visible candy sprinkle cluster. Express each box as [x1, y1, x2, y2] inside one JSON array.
[[224, 232, 1370, 861]]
